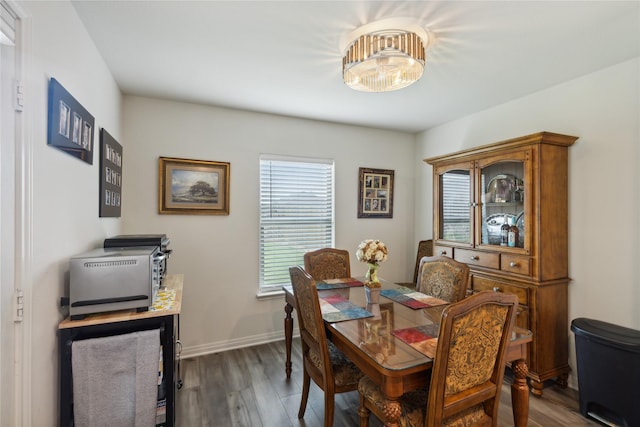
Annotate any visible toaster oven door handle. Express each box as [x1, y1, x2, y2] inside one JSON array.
[[71, 294, 149, 307]]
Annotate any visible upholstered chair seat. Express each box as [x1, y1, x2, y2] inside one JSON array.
[[358, 377, 490, 427], [309, 341, 363, 386]]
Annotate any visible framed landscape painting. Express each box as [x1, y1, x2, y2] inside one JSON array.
[[358, 167, 394, 218], [158, 157, 230, 215]]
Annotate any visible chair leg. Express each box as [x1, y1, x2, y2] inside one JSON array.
[[298, 369, 311, 419], [323, 390, 335, 427], [358, 393, 370, 427]]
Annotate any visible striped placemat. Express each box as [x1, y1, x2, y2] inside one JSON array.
[[381, 286, 449, 309], [319, 294, 373, 323], [392, 324, 440, 358], [316, 278, 365, 290]]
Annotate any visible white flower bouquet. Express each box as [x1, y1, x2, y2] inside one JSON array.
[[356, 239, 388, 287], [356, 239, 388, 265]]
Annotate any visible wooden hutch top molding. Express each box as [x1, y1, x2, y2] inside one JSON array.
[[424, 131, 578, 164]]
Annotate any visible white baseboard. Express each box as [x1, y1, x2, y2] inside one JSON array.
[[180, 330, 300, 359]]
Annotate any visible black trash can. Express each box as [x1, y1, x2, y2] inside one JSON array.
[[571, 318, 640, 427]]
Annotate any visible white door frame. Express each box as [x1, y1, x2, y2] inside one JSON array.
[[1, 1, 31, 425]]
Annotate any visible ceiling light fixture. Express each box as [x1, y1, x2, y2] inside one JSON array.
[[341, 18, 428, 93]]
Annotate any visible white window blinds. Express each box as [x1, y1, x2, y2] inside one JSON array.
[[259, 155, 334, 293], [441, 171, 471, 241], [0, 1, 16, 45]]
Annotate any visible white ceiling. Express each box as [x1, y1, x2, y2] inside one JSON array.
[[71, 1, 640, 133]]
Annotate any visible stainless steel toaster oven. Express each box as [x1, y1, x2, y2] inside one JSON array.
[[69, 246, 165, 319]]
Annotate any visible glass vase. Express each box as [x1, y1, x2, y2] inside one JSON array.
[[365, 263, 379, 285], [365, 286, 381, 304]]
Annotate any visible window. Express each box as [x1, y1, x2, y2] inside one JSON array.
[[259, 155, 334, 294], [440, 170, 471, 242]]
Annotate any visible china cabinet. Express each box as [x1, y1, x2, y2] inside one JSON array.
[[425, 132, 577, 396]]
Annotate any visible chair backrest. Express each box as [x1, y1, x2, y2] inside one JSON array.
[[416, 255, 469, 303], [426, 291, 519, 427], [412, 240, 434, 283], [289, 266, 332, 386], [304, 248, 351, 281]]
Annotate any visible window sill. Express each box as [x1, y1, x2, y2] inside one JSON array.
[[256, 289, 285, 301]]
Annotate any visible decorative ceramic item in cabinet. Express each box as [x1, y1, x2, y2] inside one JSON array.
[[425, 132, 577, 397]]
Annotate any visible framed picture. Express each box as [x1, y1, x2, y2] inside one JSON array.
[[47, 78, 95, 164], [159, 157, 230, 215], [99, 129, 123, 217], [358, 167, 394, 218]]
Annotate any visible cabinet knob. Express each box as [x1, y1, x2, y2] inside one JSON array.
[[470, 256, 479, 261], [492, 286, 501, 292], [510, 261, 518, 268], [439, 250, 447, 256]]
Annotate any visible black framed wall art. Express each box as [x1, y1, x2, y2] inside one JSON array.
[[99, 129, 122, 217], [358, 167, 394, 218], [47, 78, 95, 164]]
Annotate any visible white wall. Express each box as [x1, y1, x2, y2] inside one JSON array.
[[21, 1, 122, 425], [415, 58, 640, 388], [122, 96, 416, 356]]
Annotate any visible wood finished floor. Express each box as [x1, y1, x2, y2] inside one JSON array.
[[176, 338, 599, 427]]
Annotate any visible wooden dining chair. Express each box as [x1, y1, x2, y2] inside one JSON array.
[[288, 266, 363, 427], [416, 255, 469, 303], [396, 239, 433, 289], [358, 290, 519, 427], [303, 247, 351, 280]]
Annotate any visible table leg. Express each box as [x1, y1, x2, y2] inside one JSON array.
[[284, 302, 294, 380], [511, 358, 530, 427]]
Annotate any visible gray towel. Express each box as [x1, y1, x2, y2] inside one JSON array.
[[72, 329, 160, 427]]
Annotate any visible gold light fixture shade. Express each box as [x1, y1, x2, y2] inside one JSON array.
[[341, 20, 428, 93]]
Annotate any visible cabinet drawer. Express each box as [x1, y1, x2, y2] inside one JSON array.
[[472, 276, 528, 306], [501, 254, 531, 276], [433, 245, 453, 258], [455, 248, 499, 269]]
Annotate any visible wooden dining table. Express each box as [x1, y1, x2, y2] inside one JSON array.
[[283, 279, 532, 427]]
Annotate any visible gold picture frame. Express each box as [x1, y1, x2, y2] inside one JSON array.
[[159, 157, 230, 215], [358, 167, 394, 218]]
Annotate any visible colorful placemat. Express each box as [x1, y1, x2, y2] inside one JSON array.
[[316, 278, 365, 290], [380, 286, 449, 309], [319, 294, 373, 323], [150, 288, 176, 311], [392, 324, 440, 358]]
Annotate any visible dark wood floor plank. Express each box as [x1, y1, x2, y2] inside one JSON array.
[[242, 345, 293, 426], [176, 338, 600, 427], [281, 392, 322, 427], [226, 387, 264, 427], [199, 352, 234, 426], [175, 387, 205, 427], [222, 349, 252, 391], [178, 356, 201, 390]]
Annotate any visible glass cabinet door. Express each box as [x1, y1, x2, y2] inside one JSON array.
[[438, 167, 472, 245], [477, 154, 528, 249]]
